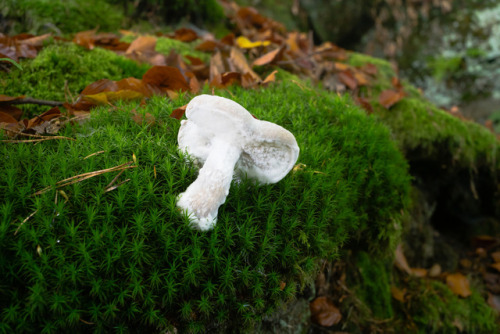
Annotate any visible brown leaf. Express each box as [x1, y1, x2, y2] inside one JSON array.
[[126, 36, 157, 54], [73, 29, 97, 50], [428, 264, 442, 277], [81, 79, 119, 95], [172, 28, 198, 42], [195, 40, 219, 52], [0, 105, 23, 120], [379, 89, 405, 109], [490, 263, 500, 273], [229, 47, 261, 81], [487, 293, 500, 313], [338, 71, 357, 90], [310, 296, 342, 327], [142, 66, 189, 93], [0, 111, 18, 123], [353, 70, 370, 86], [394, 244, 412, 275], [446, 273, 472, 298], [390, 286, 406, 302], [252, 47, 283, 66], [170, 104, 187, 120], [410, 268, 428, 278], [353, 96, 373, 114], [491, 251, 500, 263], [132, 111, 155, 125], [361, 63, 378, 76], [262, 70, 278, 85], [0, 94, 26, 102], [18, 33, 52, 48]]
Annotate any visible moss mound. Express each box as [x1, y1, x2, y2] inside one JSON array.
[[0, 42, 150, 117], [0, 72, 410, 331]]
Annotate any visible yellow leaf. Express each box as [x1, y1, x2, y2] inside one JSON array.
[[132, 153, 137, 164], [236, 36, 270, 49]]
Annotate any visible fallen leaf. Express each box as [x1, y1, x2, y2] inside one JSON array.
[[195, 40, 219, 52], [142, 66, 189, 93], [236, 36, 270, 49], [390, 286, 406, 302], [411, 268, 428, 278], [487, 293, 500, 313], [310, 296, 342, 327], [0, 94, 26, 102], [0, 111, 18, 123], [446, 273, 471, 298], [491, 251, 500, 263], [0, 105, 23, 120], [126, 36, 156, 54], [229, 47, 260, 81], [394, 244, 412, 275], [172, 28, 198, 42], [490, 263, 500, 273], [252, 47, 283, 66], [262, 70, 278, 85], [353, 96, 373, 114], [428, 263, 442, 277], [338, 71, 357, 90], [170, 104, 187, 120], [379, 89, 405, 108]]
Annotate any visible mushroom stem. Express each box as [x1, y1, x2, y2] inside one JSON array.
[[177, 137, 242, 230]]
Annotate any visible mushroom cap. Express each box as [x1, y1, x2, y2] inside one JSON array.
[[178, 94, 299, 184]]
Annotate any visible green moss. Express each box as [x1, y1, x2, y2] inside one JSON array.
[[0, 42, 150, 117], [353, 252, 394, 319], [402, 278, 498, 333], [378, 97, 499, 169], [348, 52, 499, 171], [2, 0, 124, 35], [0, 75, 410, 331], [155, 38, 210, 62]]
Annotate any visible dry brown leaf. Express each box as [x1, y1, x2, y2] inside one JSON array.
[[394, 244, 412, 275], [338, 71, 357, 90], [428, 263, 442, 277], [0, 111, 18, 123], [411, 268, 428, 278], [0, 94, 26, 102], [252, 47, 283, 66], [390, 286, 406, 302], [379, 89, 405, 109], [142, 66, 189, 93], [229, 47, 260, 81], [0, 105, 23, 121], [262, 70, 278, 85], [487, 293, 500, 313], [491, 251, 500, 263], [490, 263, 500, 273], [310, 296, 342, 327], [446, 273, 472, 298], [170, 104, 187, 120], [195, 40, 219, 52], [172, 28, 198, 42], [126, 36, 156, 54]]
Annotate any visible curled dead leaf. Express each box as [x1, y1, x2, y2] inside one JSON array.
[[142, 66, 189, 93], [446, 273, 471, 298], [379, 89, 405, 109], [310, 296, 342, 327]]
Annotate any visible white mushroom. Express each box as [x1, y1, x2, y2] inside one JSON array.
[[176, 94, 299, 231]]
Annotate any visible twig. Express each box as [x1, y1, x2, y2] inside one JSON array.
[[2, 136, 76, 143], [82, 150, 106, 160], [105, 178, 131, 192], [105, 168, 125, 189], [14, 210, 38, 235], [5, 97, 64, 107], [32, 162, 135, 196]]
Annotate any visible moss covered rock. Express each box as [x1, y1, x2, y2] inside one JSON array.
[[0, 45, 410, 331]]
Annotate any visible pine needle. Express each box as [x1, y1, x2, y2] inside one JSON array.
[[14, 209, 38, 235], [31, 162, 136, 196]]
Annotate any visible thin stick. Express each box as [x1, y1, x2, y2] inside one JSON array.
[[31, 162, 135, 196], [82, 150, 106, 160], [2, 136, 76, 143], [6, 97, 64, 107], [14, 209, 38, 235], [105, 168, 125, 189], [105, 178, 131, 192]]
